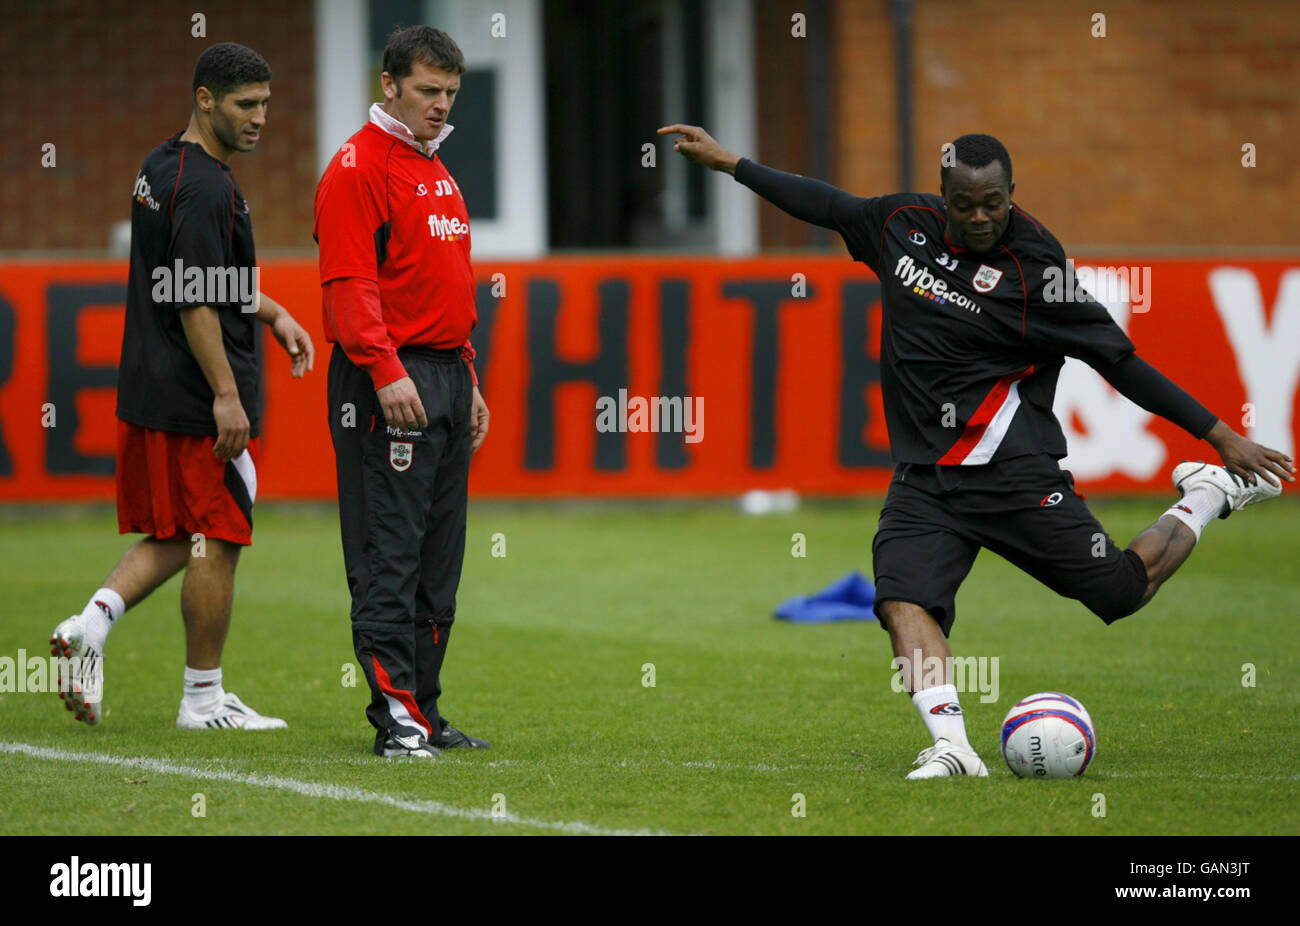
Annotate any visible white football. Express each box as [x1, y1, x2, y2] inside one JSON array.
[[1000, 692, 1097, 778]]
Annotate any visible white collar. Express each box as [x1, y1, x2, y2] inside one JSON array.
[[369, 102, 454, 156]]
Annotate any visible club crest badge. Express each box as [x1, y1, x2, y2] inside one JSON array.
[[973, 264, 1003, 293], [390, 441, 413, 472]]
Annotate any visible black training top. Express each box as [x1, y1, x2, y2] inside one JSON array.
[[117, 131, 262, 438], [734, 158, 1216, 465]]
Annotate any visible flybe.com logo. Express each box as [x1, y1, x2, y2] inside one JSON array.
[[132, 173, 161, 212], [894, 254, 984, 315], [427, 214, 468, 241]]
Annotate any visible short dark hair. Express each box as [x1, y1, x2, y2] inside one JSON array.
[[382, 25, 466, 80], [941, 133, 1012, 188], [192, 42, 271, 102]]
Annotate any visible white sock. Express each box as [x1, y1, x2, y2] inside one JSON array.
[[183, 667, 224, 709], [78, 588, 125, 650], [1164, 485, 1225, 541], [912, 684, 971, 749]]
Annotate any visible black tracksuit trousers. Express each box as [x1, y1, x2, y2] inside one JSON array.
[[328, 344, 472, 751]]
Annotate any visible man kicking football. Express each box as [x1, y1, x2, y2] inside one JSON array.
[[50, 43, 314, 730], [660, 125, 1293, 778]]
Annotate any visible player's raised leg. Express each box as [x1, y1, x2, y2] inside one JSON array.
[[174, 538, 286, 730], [52, 537, 191, 725], [1125, 459, 1286, 610]]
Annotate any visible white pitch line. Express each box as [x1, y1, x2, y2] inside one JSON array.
[[141, 753, 1296, 783], [0, 742, 666, 836], [267, 755, 819, 773], [1093, 769, 1300, 784]]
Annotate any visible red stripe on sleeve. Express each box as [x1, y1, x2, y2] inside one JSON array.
[[998, 244, 1029, 340], [170, 147, 186, 223]]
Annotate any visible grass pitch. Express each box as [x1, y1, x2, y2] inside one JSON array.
[[1, 499, 1296, 835]]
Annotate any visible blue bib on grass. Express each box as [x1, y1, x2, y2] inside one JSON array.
[[774, 571, 877, 623]]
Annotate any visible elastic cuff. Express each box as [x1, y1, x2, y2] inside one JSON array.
[[368, 353, 408, 391]]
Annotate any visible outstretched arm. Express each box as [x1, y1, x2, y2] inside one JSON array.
[[657, 123, 741, 174], [658, 123, 869, 231], [1096, 353, 1294, 487]]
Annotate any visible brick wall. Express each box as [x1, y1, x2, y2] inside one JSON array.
[[754, 0, 815, 248], [831, 0, 1299, 251], [0, 0, 317, 252], [4, 1, 1295, 253]]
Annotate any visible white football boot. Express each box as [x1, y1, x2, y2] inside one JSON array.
[[1172, 461, 1282, 519], [177, 692, 287, 730], [50, 615, 105, 725], [906, 738, 989, 779], [379, 733, 442, 759]]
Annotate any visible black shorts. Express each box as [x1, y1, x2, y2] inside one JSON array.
[[872, 454, 1148, 636]]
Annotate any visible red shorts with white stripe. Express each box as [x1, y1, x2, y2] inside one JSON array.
[[116, 420, 258, 546]]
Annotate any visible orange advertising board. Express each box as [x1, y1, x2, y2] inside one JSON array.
[[0, 257, 1296, 500]]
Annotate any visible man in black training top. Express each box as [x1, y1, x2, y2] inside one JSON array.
[[51, 43, 314, 731], [660, 124, 1293, 778]]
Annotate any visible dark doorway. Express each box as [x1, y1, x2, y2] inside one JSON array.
[[544, 0, 706, 249]]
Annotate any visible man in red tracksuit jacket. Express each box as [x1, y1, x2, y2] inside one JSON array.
[[314, 25, 490, 758]]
